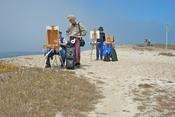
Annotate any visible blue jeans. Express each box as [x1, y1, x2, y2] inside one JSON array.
[[96, 42, 103, 60], [60, 48, 66, 65], [46, 48, 66, 66]]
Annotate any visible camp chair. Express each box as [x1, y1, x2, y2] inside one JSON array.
[[43, 25, 62, 68]]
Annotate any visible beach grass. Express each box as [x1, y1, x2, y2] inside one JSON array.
[[0, 62, 19, 73], [0, 65, 102, 117], [133, 83, 175, 116], [158, 52, 175, 57], [154, 44, 175, 50]]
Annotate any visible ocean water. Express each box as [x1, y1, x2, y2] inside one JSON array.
[[0, 42, 94, 59], [0, 48, 89, 59], [0, 51, 42, 58]]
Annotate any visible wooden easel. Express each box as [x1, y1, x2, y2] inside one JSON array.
[[90, 29, 99, 60], [105, 35, 115, 48], [43, 25, 60, 49], [43, 25, 61, 68]]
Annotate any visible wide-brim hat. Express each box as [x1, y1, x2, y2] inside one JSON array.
[[98, 26, 104, 31], [67, 15, 76, 21]]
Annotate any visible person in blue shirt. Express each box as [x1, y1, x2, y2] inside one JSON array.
[[96, 27, 105, 60], [45, 31, 67, 68]]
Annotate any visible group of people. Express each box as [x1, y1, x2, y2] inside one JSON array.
[[45, 15, 113, 68], [45, 15, 86, 68]]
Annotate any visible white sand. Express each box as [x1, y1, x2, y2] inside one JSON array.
[[1, 45, 175, 117]]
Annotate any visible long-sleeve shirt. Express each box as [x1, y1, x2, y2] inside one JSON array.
[[97, 32, 105, 43], [66, 22, 87, 37]]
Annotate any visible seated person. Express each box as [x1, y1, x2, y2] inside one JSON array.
[[45, 31, 67, 68]]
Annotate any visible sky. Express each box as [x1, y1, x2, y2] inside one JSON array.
[[0, 0, 175, 52]]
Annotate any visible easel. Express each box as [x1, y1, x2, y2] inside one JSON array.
[[105, 35, 115, 47], [90, 29, 100, 60], [43, 25, 61, 68]]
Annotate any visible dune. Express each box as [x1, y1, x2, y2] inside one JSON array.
[[1, 45, 175, 117]]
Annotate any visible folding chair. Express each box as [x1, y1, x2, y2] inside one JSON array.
[[43, 25, 62, 68]]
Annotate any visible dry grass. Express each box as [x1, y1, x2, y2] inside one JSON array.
[[0, 66, 102, 117], [133, 82, 175, 117], [158, 52, 175, 57], [0, 62, 19, 73], [134, 44, 175, 51], [154, 44, 175, 50], [133, 45, 154, 51], [138, 83, 153, 88], [136, 44, 175, 50]]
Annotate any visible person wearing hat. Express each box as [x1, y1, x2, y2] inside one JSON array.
[[66, 15, 87, 67], [45, 31, 67, 68], [96, 26, 106, 60]]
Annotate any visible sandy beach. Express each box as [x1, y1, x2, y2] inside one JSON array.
[[1, 45, 175, 117]]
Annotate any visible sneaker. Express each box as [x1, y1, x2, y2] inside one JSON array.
[[75, 63, 80, 68], [60, 64, 64, 68], [45, 64, 51, 68]]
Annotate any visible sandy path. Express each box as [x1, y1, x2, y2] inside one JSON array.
[[1, 45, 175, 117], [75, 46, 175, 117]]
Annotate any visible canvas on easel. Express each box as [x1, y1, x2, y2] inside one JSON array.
[[90, 29, 100, 42], [105, 35, 114, 43], [90, 29, 100, 60], [43, 25, 61, 68], [43, 26, 60, 49]]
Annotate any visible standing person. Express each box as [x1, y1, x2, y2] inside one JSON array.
[[45, 31, 67, 68], [96, 27, 105, 60], [66, 15, 87, 67]]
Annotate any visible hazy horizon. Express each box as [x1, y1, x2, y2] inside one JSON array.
[[0, 0, 175, 52]]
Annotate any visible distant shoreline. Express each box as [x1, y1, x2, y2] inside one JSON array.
[[0, 44, 174, 59], [0, 51, 42, 59], [0, 47, 90, 59]]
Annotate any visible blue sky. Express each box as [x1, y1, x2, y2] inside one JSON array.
[[0, 0, 174, 52]]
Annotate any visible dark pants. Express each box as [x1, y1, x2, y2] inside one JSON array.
[[96, 42, 103, 60], [46, 48, 66, 66]]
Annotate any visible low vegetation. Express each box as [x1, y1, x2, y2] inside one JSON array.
[[154, 44, 175, 50], [134, 44, 175, 51], [133, 82, 175, 117], [133, 46, 154, 51], [0, 62, 19, 73], [158, 52, 175, 57], [0, 63, 102, 117], [136, 44, 175, 50]]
